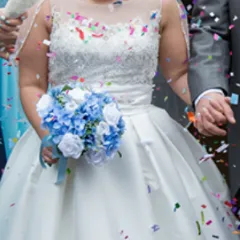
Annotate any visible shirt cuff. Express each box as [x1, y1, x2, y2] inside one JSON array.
[[194, 89, 225, 107]]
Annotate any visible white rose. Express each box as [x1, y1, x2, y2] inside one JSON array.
[[96, 121, 110, 136], [36, 94, 53, 113], [68, 88, 89, 105], [65, 100, 78, 112], [103, 103, 121, 127], [58, 133, 84, 159], [85, 149, 108, 166]]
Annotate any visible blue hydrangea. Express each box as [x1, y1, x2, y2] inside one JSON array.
[[37, 83, 126, 165]]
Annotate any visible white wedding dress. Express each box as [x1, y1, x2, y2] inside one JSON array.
[[0, 0, 239, 239]]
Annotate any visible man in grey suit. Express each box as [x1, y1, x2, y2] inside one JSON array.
[[189, 0, 240, 204]]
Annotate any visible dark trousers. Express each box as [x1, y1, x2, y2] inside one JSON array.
[[0, 124, 7, 178]]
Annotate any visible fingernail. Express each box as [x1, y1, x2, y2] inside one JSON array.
[[0, 15, 6, 21], [5, 20, 10, 25], [21, 16, 26, 20]]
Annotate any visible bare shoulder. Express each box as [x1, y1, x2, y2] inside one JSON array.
[[161, 0, 181, 29]]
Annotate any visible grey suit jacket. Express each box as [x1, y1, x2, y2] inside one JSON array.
[[189, 0, 240, 198]]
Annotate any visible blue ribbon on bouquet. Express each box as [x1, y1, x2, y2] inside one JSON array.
[[40, 135, 68, 185]]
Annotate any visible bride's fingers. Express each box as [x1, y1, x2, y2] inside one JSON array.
[[0, 22, 19, 33], [0, 50, 9, 60], [42, 147, 59, 164]]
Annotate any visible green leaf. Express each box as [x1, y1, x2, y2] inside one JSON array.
[[62, 85, 73, 92]]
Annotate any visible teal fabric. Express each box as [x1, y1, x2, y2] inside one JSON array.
[[0, 60, 29, 158], [0, 0, 8, 8], [0, 0, 29, 158]]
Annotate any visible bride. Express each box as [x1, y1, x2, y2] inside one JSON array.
[[0, 0, 238, 239]]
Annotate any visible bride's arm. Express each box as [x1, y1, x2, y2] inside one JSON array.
[[159, 0, 191, 105], [19, 1, 50, 140]]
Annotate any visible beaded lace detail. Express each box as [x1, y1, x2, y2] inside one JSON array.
[[48, 8, 162, 86]]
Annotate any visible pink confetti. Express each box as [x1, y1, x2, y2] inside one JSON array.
[[142, 26, 148, 33], [206, 220, 212, 225], [130, 27, 135, 35], [46, 52, 56, 58], [213, 33, 221, 41], [71, 76, 79, 81]]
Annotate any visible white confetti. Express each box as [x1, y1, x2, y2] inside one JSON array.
[[43, 39, 51, 46], [215, 144, 229, 153]]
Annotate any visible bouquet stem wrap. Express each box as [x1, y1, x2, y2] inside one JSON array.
[[40, 135, 68, 184]]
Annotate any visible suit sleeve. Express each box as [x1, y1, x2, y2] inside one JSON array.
[[188, 0, 231, 103]]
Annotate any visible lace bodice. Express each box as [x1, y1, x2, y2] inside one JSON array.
[[14, 0, 189, 110], [48, 0, 162, 88]]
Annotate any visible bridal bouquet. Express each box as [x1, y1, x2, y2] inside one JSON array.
[[37, 83, 125, 183]]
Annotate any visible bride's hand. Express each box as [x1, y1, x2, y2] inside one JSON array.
[[0, 9, 28, 60], [42, 146, 59, 166]]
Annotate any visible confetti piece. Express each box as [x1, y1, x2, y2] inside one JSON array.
[[76, 27, 84, 40], [147, 185, 151, 193], [230, 93, 239, 105], [212, 235, 219, 239], [66, 168, 71, 175], [215, 144, 229, 153], [47, 52, 56, 58], [196, 221, 201, 235], [43, 39, 51, 46], [12, 138, 18, 143], [151, 224, 160, 232], [71, 76, 79, 81], [224, 201, 232, 208], [174, 203, 181, 212], [206, 220, 212, 225], [201, 204, 207, 209], [201, 176, 207, 182], [182, 88, 187, 94], [92, 33, 104, 38], [213, 33, 221, 41], [201, 211, 205, 225], [10, 203, 15, 207], [233, 15, 238, 21], [199, 154, 214, 164], [187, 112, 195, 122]]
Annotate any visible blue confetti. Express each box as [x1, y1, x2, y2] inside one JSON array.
[[230, 93, 239, 105], [151, 224, 160, 232]]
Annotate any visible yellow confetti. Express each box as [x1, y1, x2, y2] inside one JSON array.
[[12, 138, 18, 143], [201, 176, 207, 182]]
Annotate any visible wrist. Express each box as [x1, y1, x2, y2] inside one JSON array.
[[194, 89, 224, 107]]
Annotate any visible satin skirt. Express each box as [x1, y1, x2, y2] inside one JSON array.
[[0, 105, 239, 240]]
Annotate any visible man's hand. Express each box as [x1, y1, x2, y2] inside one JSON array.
[[0, 9, 27, 60], [194, 92, 236, 136]]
